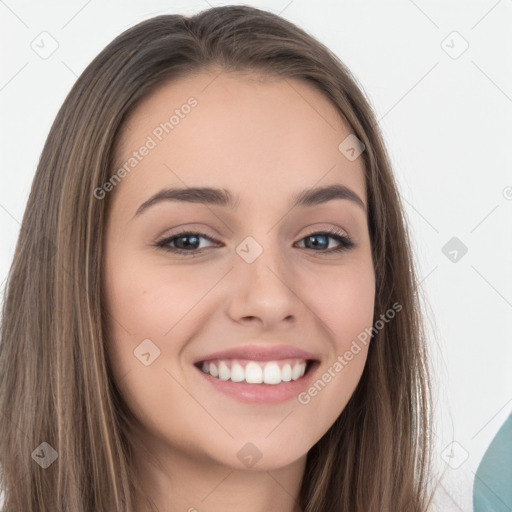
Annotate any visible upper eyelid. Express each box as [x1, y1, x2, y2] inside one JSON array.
[[158, 223, 351, 239], [157, 228, 353, 247]]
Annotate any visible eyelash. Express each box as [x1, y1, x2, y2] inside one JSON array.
[[154, 227, 355, 256]]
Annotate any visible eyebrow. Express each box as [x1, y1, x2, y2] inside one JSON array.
[[133, 183, 366, 218]]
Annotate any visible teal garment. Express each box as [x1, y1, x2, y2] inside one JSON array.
[[473, 412, 512, 511]]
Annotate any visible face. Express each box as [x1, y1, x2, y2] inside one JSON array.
[[102, 69, 375, 473]]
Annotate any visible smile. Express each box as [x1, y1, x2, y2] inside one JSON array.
[[196, 358, 309, 385], [193, 343, 320, 404]]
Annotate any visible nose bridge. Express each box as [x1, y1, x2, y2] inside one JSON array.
[[235, 228, 288, 283], [227, 230, 300, 325]]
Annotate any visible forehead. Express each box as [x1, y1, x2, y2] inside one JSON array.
[[111, 70, 366, 214]]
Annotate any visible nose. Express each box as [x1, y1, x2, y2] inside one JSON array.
[[226, 239, 304, 329]]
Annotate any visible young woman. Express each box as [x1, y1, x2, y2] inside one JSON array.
[[0, 5, 434, 511]]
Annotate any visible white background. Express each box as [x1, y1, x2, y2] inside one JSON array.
[[1, 1, 511, 510]]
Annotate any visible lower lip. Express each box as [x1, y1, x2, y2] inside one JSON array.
[[195, 362, 319, 404]]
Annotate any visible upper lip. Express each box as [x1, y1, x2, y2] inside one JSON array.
[[194, 344, 319, 364]]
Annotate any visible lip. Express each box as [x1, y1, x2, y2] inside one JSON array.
[[193, 344, 321, 404], [193, 344, 318, 364], [195, 359, 320, 404]]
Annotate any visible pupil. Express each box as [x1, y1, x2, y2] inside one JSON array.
[[177, 235, 199, 250], [307, 235, 328, 250]]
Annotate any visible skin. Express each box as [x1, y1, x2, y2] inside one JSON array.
[[103, 69, 375, 512]]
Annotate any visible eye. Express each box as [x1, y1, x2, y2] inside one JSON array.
[[154, 230, 219, 255], [153, 227, 355, 256], [294, 227, 355, 253]]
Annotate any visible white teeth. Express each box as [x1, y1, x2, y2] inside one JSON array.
[[263, 362, 282, 384], [199, 359, 308, 384], [281, 363, 292, 382], [230, 363, 245, 382], [245, 362, 263, 383], [218, 361, 230, 381], [291, 363, 303, 380]]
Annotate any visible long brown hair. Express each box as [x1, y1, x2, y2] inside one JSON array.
[[0, 5, 434, 511]]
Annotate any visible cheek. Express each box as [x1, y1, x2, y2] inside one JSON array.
[[102, 254, 204, 429], [104, 254, 209, 340], [296, 262, 374, 413], [103, 249, 227, 411], [306, 261, 375, 344], [102, 250, 190, 389]]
